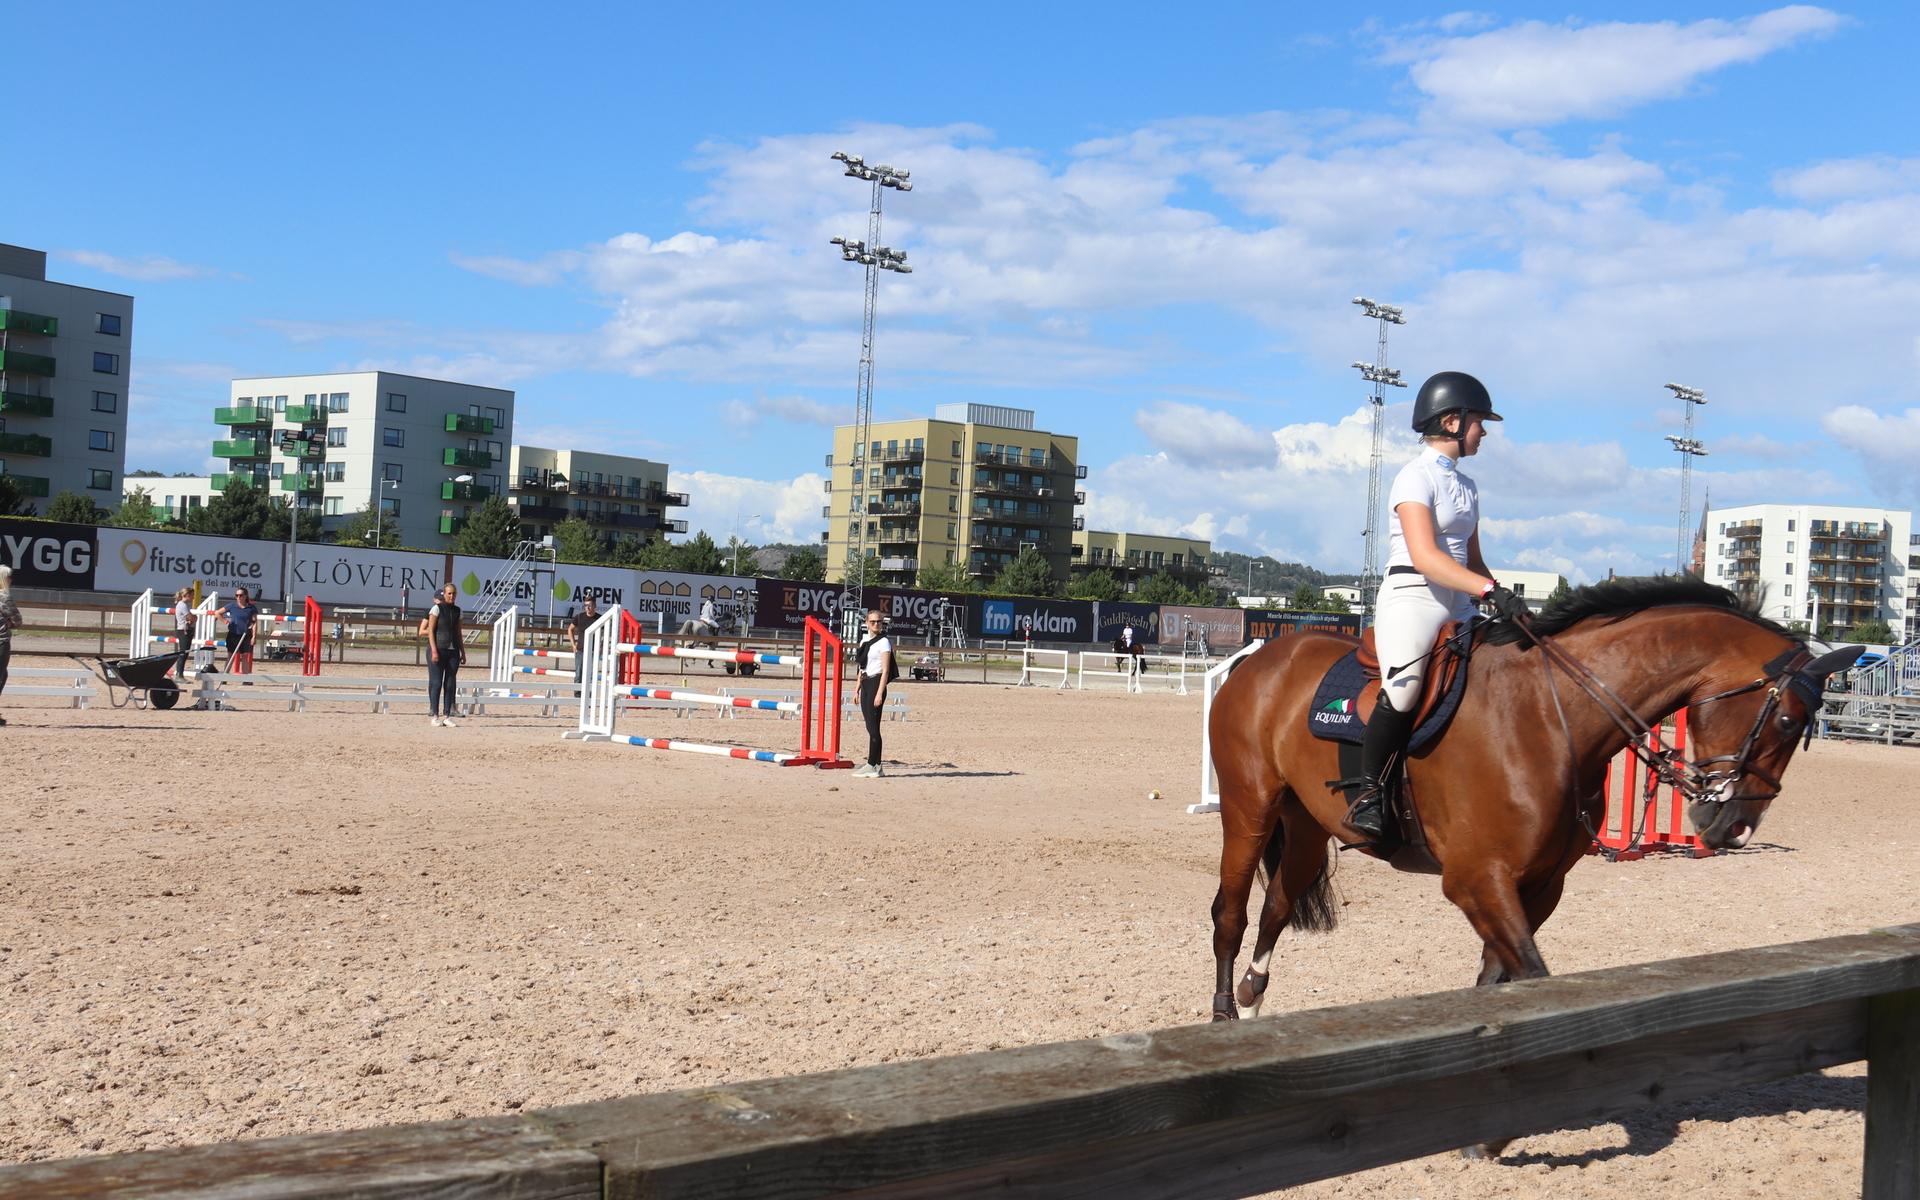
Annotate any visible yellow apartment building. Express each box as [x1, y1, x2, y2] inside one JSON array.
[[1071, 529, 1215, 591]]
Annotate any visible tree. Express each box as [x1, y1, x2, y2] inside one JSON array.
[[781, 547, 826, 582], [674, 531, 727, 575], [1135, 571, 1194, 604], [1322, 593, 1353, 614], [1065, 567, 1122, 602], [1848, 618, 1895, 644], [332, 505, 384, 547], [187, 481, 276, 539], [916, 560, 976, 594], [106, 487, 162, 529], [992, 549, 1054, 598], [1547, 576, 1574, 608], [626, 538, 679, 570], [723, 536, 761, 578], [0, 475, 33, 517], [453, 496, 521, 559], [552, 517, 606, 564], [44, 491, 102, 525], [840, 552, 882, 589], [1290, 581, 1324, 612], [260, 502, 325, 542]]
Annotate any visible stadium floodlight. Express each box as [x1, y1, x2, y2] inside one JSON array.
[[1353, 296, 1407, 325], [1350, 297, 1409, 623], [1664, 384, 1710, 571]]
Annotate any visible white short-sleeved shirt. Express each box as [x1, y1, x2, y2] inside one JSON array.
[[860, 635, 894, 677], [1386, 446, 1479, 571]]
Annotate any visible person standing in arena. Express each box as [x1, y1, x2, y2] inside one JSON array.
[[566, 594, 599, 685], [222, 587, 260, 675], [426, 581, 466, 728], [852, 609, 896, 778], [0, 564, 21, 725], [170, 587, 194, 678], [1343, 371, 1527, 845]]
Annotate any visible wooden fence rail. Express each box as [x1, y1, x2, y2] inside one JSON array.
[[3, 925, 1917, 1199]]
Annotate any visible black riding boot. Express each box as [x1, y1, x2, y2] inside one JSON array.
[[1346, 697, 1418, 841]]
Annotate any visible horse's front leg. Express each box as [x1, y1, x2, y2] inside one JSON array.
[[1454, 869, 1568, 1157]]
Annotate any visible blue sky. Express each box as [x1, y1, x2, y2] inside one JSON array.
[[11, 2, 1920, 579]]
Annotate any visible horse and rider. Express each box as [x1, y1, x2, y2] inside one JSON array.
[[1204, 371, 1858, 1126]]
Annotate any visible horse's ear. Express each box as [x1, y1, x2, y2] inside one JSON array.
[[1805, 646, 1864, 678]]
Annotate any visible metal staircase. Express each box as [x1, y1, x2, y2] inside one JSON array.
[[464, 539, 556, 641]]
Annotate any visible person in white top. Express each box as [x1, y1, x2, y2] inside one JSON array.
[[853, 609, 895, 777], [1345, 371, 1527, 845], [697, 597, 719, 636]]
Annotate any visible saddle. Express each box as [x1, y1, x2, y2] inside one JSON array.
[[1306, 621, 1473, 749]]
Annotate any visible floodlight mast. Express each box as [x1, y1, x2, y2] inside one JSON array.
[[829, 151, 913, 620], [1350, 297, 1407, 625], [1664, 383, 1708, 572]]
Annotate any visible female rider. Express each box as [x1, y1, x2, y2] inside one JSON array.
[[1345, 371, 1526, 843]]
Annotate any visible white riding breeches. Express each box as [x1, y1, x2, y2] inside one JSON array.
[[1373, 573, 1474, 712]]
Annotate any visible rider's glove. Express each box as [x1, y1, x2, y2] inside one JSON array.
[[1482, 583, 1528, 622]]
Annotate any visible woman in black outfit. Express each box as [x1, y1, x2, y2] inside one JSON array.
[[425, 582, 466, 727], [852, 609, 895, 778]]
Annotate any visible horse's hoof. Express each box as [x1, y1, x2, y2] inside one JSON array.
[[1210, 993, 1238, 1022], [1460, 1141, 1507, 1161], [1210, 1008, 1237, 1022], [1234, 969, 1269, 1009]]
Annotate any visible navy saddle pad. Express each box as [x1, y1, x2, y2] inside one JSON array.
[[1306, 633, 1474, 751]]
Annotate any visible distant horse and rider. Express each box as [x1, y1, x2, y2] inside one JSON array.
[[674, 595, 758, 675]]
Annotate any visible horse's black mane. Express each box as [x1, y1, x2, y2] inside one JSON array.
[[1480, 574, 1802, 646]]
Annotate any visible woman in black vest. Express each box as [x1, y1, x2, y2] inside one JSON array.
[[425, 582, 466, 727], [853, 609, 895, 777]]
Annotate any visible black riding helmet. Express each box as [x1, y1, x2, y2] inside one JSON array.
[[1411, 371, 1502, 434]]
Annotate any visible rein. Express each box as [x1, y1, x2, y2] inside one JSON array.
[[1497, 610, 1814, 860]]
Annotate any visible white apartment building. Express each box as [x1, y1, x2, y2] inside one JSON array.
[[124, 474, 222, 521], [0, 243, 133, 507], [211, 372, 513, 548], [508, 446, 687, 545], [1704, 503, 1912, 640]]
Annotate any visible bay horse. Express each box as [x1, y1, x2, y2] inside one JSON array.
[[1208, 577, 1857, 1029]]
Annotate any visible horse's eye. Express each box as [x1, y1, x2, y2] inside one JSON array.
[[1777, 712, 1797, 730]]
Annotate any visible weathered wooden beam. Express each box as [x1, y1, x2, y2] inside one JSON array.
[[1865, 987, 1920, 1200], [0, 1117, 601, 1200], [530, 923, 1920, 1200]]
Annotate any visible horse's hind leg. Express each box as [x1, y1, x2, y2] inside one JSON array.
[[1236, 796, 1332, 1018], [1210, 777, 1282, 1022]]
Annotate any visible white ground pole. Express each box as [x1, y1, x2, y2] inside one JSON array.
[[1189, 639, 1266, 815], [566, 605, 624, 742], [1076, 650, 1143, 693], [1017, 647, 1071, 688]]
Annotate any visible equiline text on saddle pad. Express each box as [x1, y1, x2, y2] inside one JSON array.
[[1306, 620, 1475, 750]]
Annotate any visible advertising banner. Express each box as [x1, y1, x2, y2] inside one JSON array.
[[754, 578, 842, 634], [754, 581, 968, 640], [293, 544, 445, 609], [1244, 608, 1362, 641], [0, 518, 98, 590], [1161, 605, 1247, 653], [454, 555, 626, 620], [95, 528, 280, 600], [1092, 601, 1161, 646], [968, 595, 1096, 643], [629, 571, 756, 629]]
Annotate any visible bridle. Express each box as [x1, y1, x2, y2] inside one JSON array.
[[1499, 610, 1841, 857]]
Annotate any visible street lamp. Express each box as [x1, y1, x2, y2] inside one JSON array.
[[829, 149, 914, 622], [373, 477, 400, 548], [732, 512, 761, 577], [1351, 297, 1408, 626]]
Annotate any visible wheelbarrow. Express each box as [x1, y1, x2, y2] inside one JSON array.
[[90, 652, 186, 710]]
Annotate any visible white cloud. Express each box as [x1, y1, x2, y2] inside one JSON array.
[[1132, 402, 1272, 467], [59, 249, 229, 282], [1821, 405, 1920, 503], [1773, 156, 1920, 203], [673, 470, 828, 545], [720, 394, 843, 429], [1390, 7, 1844, 127], [448, 250, 585, 287]]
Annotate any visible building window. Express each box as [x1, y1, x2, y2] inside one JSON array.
[[92, 352, 119, 374], [93, 390, 117, 413], [89, 429, 115, 452], [383, 427, 405, 447], [486, 440, 503, 459], [274, 395, 290, 412], [485, 406, 504, 427], [326, 427, 348, 447], [88, 468, 112, 490], [948, 495, 958, 511], [1787, 541, 1795, 554], [1787, 519, 1796, 531], [947, 522, 957, 539], [383, 463, 403, 482], [324, 497, 343, 516], [269, 462, 284, 479], [387, 392, 406, 412], [949, 468, 959, 485], [1785, 562, 1793, 576], [1784, 583, 1793, 596], [327, 392, 349, 412], [952, 440, 961, 456], [95, 312, 122, 336], [380, 497, 400, 515], [323, 462, 346, 482]]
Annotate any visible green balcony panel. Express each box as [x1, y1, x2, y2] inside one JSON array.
[[1, 472, 50, 497], [0, 431, 52, 457], [211, 472, 269, 490], [213, 438, 266, 458], [213, 405, 268, 425], [444, 413, 495, 435], [0, 390, 53, 417], [439, 514, 466, 535], [278, 440, 326, 460], [0, 309, 57, 336], [284, 403, 329, 425], [0, 349, 56, 377], [441, 481, 491, 501], [280, 473, 323, 492], [444, 447, 493, 468]]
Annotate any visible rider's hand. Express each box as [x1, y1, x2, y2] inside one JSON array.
[[1483, 583, 1528, 622]]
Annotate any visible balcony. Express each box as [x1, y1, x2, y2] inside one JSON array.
[[515, 501, 569, 521], [280, 438, 326, 460], [866, 500, 920, 516], [1, 472, 50, 497], [444, 447, 494, 468], [0, 390, 52, 417], [877, 476, 922, 492], [439, 514, 466, 536], [975, 447, 1046, 468], [0, 309, 57, 336], [877, 447, 924, 465], [442, 481, 490, 502], [0, 349, 56, 377], [445, 413, 496, 435], [644, 485, 689, 506], [0, 431, 50, 457], [1072, 516, 1085, 531], [606, 512, 666, 531], [1073, 491, 1086, 505], [1732, 544, 1761, 560], [1074, 464, 1088, 480], [880, 557, 918, 572], [1812, 520, 1885, 540], [213, 438, 266, 458], [975, 477, 1035, 497], [280, 472, 323, 493], [213, 405, 269, 425], [284, 403, 329, 425], [1724, 521, 1762, 537], [211, 471, 269, 490]]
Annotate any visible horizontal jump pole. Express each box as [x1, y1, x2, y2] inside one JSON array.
[[616, 642, 802, 667], [608, 733, 799, 764], [511, 665, 573, 677], [618, 686, 800, 713], [516, 647, 575, 660]]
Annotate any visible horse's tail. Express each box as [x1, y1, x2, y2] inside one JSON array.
[[1258, 821, 1339, 933]]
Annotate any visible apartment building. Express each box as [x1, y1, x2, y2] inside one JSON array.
[[211, 372, 513, 548], [1070, 529, 1214, 591], [0, 243, 133, 506], [1703, 502, 1912, 639], [508, 446, 687, 544], [823, 404, 1084, 588]]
